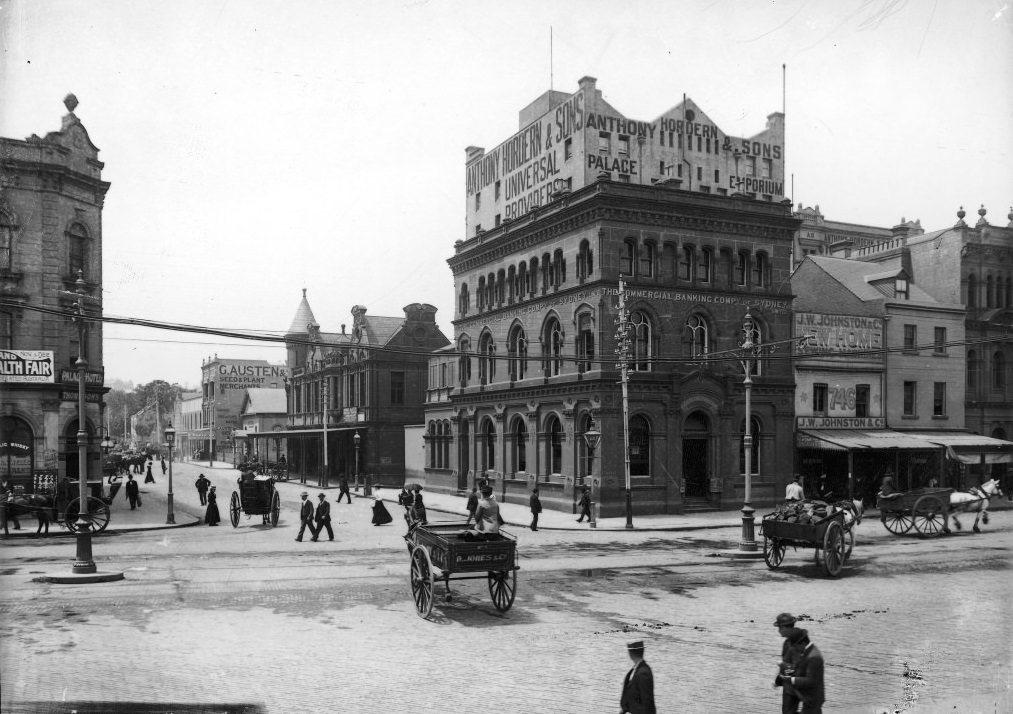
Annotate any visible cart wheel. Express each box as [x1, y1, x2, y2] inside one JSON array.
[[912, 495, 947, 538], [64, 496, 111, 533], [844, 526, 855, 561], [880, 509, 914, 535], [488, 569, 517, 612], [410, 546, 434, 619], [822, 521, 846, 577], [763, 537, 785, 569], [269, 491, 280, 527], [229, 491, 241, 528]]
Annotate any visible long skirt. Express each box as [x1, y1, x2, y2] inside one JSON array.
[[371, 500, 393, 526], [205, 502, 220, 525]]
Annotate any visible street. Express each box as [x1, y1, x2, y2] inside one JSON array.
[[1, 461, 1011, 713]]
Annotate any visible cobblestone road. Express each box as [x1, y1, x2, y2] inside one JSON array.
[[2, 505, 1010, 712]]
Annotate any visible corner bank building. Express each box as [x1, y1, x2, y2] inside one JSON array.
[[424, 77, 799, 516]]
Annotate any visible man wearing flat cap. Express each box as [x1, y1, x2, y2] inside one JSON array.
[[620, 640, 655, 714], [774, 613, 824, 713]]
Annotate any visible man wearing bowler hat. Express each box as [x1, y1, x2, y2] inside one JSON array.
[[295, 491, 316, 542], [620, 640, 655, 714], [311, 492, 333, 541]]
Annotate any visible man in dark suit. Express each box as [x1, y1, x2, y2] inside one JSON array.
[[788, 633, 825, 714], [295, 491, 316, 542], [312, 492, 333, 541], [195, 474, 211, 506], [529, 488, 542, 531], [620, 640, 655, 714], [774, 613, 806, 714], [337, 477, 351, 504], [125, 474, 140, 510]]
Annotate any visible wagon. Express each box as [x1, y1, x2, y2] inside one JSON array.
[[404, 521, 520, 619], [229, 472, 281, 528], [761, 508, 849, 577], [55, 480, 111, 534], [876, 487, 953, 538]]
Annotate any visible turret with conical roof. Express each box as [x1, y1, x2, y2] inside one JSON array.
[[286, 289, 318, 368]]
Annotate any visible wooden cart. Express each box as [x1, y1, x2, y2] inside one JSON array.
[[229, 472, 281, 528], [761, 509, 849, 577], [404, 521, 519, 619], [877, 487, 953, 538]]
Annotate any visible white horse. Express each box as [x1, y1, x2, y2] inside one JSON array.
[[949, 479, 1004, 533]]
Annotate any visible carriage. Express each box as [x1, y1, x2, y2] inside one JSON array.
[[876, 487, 953, 538], [229, 472, 281, 528], [761, 508, 850, 577], [3, 480, 111, 536], [404, 521, 520, 619]]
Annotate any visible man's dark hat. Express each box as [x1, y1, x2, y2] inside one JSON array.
[[774, 613, 796, 627], [481, 485, 493, 496], [627, 640, 644, 651], [318, 493, 325, 499]]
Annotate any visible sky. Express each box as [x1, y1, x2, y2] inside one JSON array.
[[2, 0, 1011, 389]]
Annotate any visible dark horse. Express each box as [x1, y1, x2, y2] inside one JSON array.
[[3, 494, 54, 536]]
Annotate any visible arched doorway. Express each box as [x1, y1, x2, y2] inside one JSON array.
[[682, 411, 710, 498], [458, 419, 470, 488], [0, 416, 35, 489]]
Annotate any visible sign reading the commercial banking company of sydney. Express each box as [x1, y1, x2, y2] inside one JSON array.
[[0, 350, 55, 383], [794, 313, 883, 354]]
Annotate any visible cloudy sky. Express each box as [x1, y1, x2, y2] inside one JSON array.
[[3, 0, 1011, 389]]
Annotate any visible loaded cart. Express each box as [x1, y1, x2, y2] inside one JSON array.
[[877, 487, 953, 538], [761, 508, 849, 577], [404, 521, 520, 619], [229, 472, 281, 528]]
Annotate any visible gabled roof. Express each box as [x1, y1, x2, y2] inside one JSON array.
[[806, 256, 937, 303], [243, 388, 287, 415]]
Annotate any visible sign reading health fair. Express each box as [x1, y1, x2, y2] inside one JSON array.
[[0, 350, 55, 383]]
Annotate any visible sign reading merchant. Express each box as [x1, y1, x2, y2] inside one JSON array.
[[0, 350, 55, 383], [216, 363, 289, 390]]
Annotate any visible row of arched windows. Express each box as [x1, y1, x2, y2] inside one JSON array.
[[456, 309, 767, 386], [0, 211, 92, 279], [967, 274, 1013, 309]]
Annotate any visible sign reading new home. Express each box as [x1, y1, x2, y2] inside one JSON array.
[[0, 350, 55, 383]]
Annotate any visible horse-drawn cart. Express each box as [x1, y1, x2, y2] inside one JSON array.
[[404, 521, 519, 619], [761, 508, 849, 577], [877, 487, 953, 538], [229, 472, 281, 528]]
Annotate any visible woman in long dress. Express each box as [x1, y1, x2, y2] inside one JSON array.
[[371, 488, 393, 526], [205, 485, 221, 526]]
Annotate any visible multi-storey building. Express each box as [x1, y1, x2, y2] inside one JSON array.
[[424, 78, 798, 516], [282, 292, 449, 486], [850, 205, 1013, 484], [791, 204, 908, 267], [0, 95, 112, 490]]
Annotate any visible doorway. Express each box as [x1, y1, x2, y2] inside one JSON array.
[[682, 411, 710, 498]]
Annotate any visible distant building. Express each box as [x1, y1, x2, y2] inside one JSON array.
[[426, 77, 797, 516], [0, 95, 112, 490], [236, 387, 288, 464], [792, 204, 901, 267], [282, 292, 449, 486]]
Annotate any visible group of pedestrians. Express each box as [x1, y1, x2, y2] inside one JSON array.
[[294, 491, 332, 541]]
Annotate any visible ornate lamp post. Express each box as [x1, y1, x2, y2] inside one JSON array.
[[738, 310, 758, 554], [353, 430, 361, 491], [164, 422, 176, 524], [582, 417, 601, 528]]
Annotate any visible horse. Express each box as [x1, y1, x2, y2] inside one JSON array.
[[949, 479, 1004, 533], [2, 494, 54, 536]]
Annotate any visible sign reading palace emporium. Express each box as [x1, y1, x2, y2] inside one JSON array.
[[465, 76, 785, 232]]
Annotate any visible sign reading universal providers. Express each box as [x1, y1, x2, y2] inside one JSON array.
[[0, 350, 55, 383]]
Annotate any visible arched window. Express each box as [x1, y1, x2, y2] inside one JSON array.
[[752, 252, 768, 288], [0, 415, 34, 485], [507, 324, 528, 381], [483, 418, 496, 472], [698, 247, 713, 284], [507, 266, 516, 303], [576, 311, 595, 372], [0, 211, 13, 272], [478, 332, 496, 384], [545, 415, 562, 475], [967, 274, 977, 307], [739, 416, 762, 476], [476, 277, 486, 311], [512, 418, 528, 473], [577, 240, 593, 280], [528, 257, 539, 295], [486, 273, 495, 307], [687, 314, 709, 358], [630, 310, 653, 371], [992, 352, 1006, 390], [680, 245, 695, 282], [967, 349, 979, 392], [459, 283, 470, 316], [629, 415, 650, 476], [736, 251, 749, 286], [553, 248, 566, 286], [442, 420, 451, 468], [541, 252, 552, 292], [428, 421, 438, 468], [496, 269, 506, 305], [543, 316, 564, 376], [518, 262, 528, 300], [68, 222, 90, 278], [639, 242, 655, 278], [458, 337, 472, 387], [720, 247, 734, 287], [986, 276, 995, 308], [620, 239, 635, 276]]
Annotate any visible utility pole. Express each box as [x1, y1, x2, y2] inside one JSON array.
[[614, 275, 633, 529]]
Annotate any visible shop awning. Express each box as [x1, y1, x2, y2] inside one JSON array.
[[901, 432, 1013, 464], [798, 429, 944, 451], [248, 426, 366, 437]]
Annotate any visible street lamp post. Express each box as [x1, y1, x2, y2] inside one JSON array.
[[164, 422, 176, 524], [582, 417, 601, 528], [353, 430, 361, 492], [615, 276, 634, 529], [738, 310, 758, 553]]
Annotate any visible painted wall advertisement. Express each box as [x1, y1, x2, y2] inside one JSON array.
[[0, 350, 55, 383]]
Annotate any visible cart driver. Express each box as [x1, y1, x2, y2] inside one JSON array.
[[470, 485, 501, 536], [877, 475, 900, 500]]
